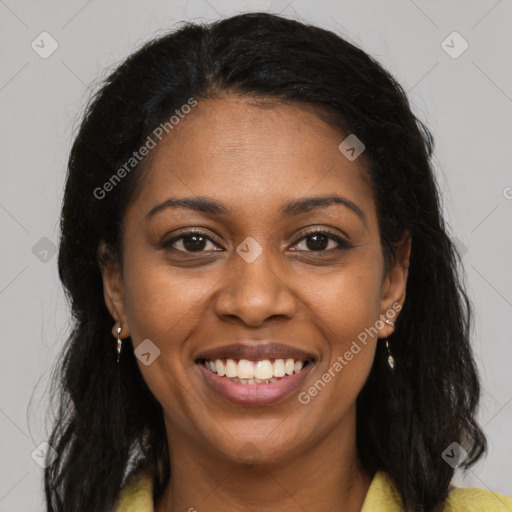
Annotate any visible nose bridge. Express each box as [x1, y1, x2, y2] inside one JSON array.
[[214, 236, 296, 326]]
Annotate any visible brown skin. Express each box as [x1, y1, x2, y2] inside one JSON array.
[[99, 95, 411, 512]]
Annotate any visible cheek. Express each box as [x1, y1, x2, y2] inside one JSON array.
[[121, 253, 211, 425], [295, 264, 381, 423], [123, 243, 383, 363], [304, 261, 383, 348], [123, 255, 208, 346], [301, 255, 383, 394]]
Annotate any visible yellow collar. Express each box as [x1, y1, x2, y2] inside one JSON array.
[[114, 469, 401, 511], [114, 467, 512, 511]]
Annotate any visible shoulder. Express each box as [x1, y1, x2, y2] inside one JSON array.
[[113, 467, 155, 512], [444, 485, 512, 511], [362, 471, 512, 512]]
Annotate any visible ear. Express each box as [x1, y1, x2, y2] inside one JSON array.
[[97, 239, 130, 339], [377, 233, 411, 338]]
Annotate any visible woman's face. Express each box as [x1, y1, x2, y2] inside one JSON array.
[[100, 95, 409, 467]]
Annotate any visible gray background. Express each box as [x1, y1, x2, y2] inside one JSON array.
[[1, 0, 511, 510]]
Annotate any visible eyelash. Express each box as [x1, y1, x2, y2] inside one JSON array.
[[161, 228, 352, 254]]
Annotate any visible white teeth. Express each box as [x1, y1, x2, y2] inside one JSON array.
[[225, 359, 237, 378], [215, 359, 225, 376], [273, 359, 286, 377], [293, 361, 304, 373], [204, 356, 310, 383], [254, 359, 273, 380], [237, 359, 255, 379]]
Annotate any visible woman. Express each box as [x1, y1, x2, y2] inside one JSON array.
[[45, 11, 512, 512]]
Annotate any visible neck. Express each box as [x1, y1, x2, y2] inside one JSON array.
[[155, 408, 372, 512]]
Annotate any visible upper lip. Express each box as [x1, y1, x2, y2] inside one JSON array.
[[195, 342, 316, 362]]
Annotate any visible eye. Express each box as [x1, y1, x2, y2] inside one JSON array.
[[161, 228, 352, 254], [290, 229, 351, 252], [161, 230, 222, 253]]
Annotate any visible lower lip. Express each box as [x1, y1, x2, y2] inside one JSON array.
[[197, 362, 315, 406]]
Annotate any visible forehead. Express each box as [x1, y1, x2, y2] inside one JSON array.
[[127, 96, 376, 224]]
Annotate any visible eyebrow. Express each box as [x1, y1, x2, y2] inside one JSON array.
[[146, 194, 366, 225]]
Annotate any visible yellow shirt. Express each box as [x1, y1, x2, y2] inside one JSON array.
[[114, 468, 512, 511]]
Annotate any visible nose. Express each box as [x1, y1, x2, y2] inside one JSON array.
[[214, 245, 296, 327]]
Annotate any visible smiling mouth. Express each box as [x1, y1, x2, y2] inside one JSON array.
[[197, 357, 315, 385]]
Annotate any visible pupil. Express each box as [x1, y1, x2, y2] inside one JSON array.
[[306, 234, 328, 251], [184, 234, 206, 251]]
